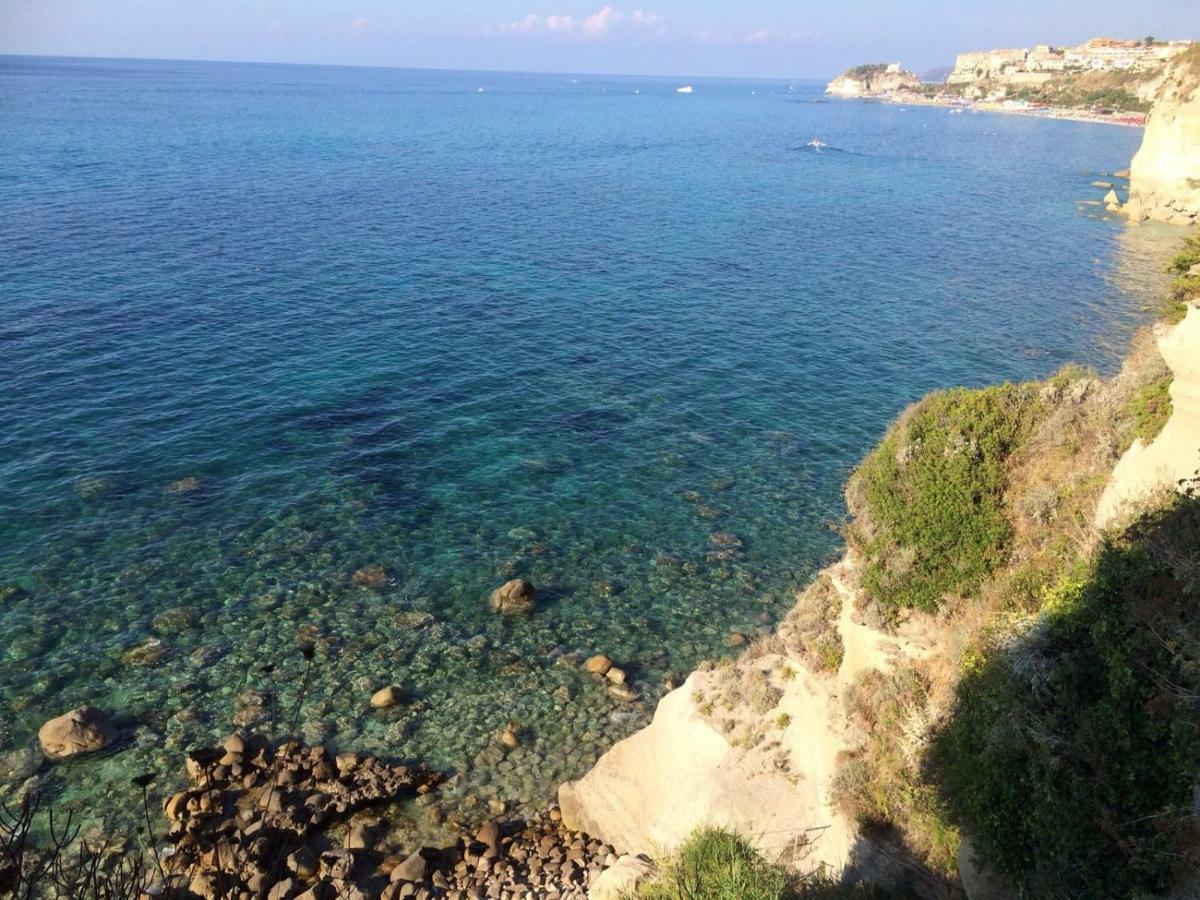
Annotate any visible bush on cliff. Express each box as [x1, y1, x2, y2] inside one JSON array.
[[1164, 230, 1200, 323], [927, 488, 1200, 897], [849, 384, 1042, 614], [636, 828, 883, 900], [1124, 374, 1173, 449]]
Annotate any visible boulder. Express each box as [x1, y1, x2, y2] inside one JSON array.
[[589, 854, 656, 900], [37, 706, 114, 759], [488, 578, 536, 615], [1104, 189, 1122, 210], [370, 686, 405, 709], [390, 849, 427, 883]]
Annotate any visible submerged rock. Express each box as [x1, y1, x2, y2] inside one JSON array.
[[489, 578, 536, 615], [584, 654, 613, 676], [351, 565, 388, 588], [370, 685, 405, 709], [38, 706, 114, 759], [122, 638, 168, 667], [165, 475, 202, 495]]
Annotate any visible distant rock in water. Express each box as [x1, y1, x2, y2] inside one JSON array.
[[489, 577, 536, 615], [827, 63, 922, 97], [38, 706, 114, 759]]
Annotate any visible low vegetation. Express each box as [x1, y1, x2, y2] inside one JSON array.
[[848, 383, 1043, 614], [929, 488, 1200, 897], [779, 574, 844, 674], [846, 64, 892, 79], [637, 828, 881, 900], [1124, 374, 1173, 450], [1164, 230, 1200, 323], [834, 668, 959, 877], [1009, 68, 1152, 112]]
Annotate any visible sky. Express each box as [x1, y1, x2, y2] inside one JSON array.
[[0, 0, 1196, 79]]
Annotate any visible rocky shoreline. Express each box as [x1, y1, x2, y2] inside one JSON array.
[[5, 723, 650, 900]]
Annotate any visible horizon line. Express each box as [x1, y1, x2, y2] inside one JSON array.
[[0, 51, 837, 84]]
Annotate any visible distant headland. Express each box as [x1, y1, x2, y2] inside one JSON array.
[[828, 36, 1196, 128]]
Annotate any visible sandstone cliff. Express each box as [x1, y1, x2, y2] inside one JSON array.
[[1125, 48, 1200, 225], [827, 64, 922, 98]]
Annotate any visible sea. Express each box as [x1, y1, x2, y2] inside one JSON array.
[[0, 55, 1180, 835]]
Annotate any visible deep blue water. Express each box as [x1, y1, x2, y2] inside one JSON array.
[[0, 56, 1173, 825]]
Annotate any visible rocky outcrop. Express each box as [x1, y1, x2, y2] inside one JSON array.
[[1125, 49, 1200, 225], [559, 559, 936, 876], [1095, 303, 1200, 527], [827, 64, 922, 98], [37, 706, 114, 759]]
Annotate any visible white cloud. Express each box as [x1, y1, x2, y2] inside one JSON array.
[[496, 6, 663, 40], [631, 10, 665, 27], [582, 5, 621, 38], [350, 16, 369, 36], [695, 26, 821, 46]]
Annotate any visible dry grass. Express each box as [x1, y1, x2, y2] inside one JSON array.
[[777, 574, 844, 674]]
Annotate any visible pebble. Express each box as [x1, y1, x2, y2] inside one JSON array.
[[584, 655, 613, 676]]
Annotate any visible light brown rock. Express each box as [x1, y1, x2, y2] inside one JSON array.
[[584, 654, 613, 676], [390, 849, 427, 882], [489, 578, 536, 615], [588, 855, 656, 900], [370, 685, 405, 709], [37, 706, 114, 759]]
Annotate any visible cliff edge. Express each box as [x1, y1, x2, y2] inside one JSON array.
[[1125, 47, 1200, 225]]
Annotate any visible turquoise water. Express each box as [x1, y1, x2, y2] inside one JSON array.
[[0, 56, 1170, 826]]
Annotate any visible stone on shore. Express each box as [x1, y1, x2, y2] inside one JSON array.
[[1104, 189, 1122, 210], [38, 706, 114, 759], [589, 854, 656, 900], [390, 849, 427, 882], [489, 578, 536, 615]]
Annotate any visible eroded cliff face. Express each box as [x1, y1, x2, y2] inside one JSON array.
[[1126, 49, 1200, 226]]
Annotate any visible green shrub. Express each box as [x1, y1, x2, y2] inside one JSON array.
[[782, 574, 844, 673], [927, 492, 1200, 897], [1163, 231, 1200, 323], [636, 828, 882, 900], [1124, 375, 1173, 450], [638, 828, 792, 900], [851, 385, 1041, 613]]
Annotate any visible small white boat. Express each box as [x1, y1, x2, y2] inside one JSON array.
[[676, 85, 693, 94], [807, 138, 827, 149]]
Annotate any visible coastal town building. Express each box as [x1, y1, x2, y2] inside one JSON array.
[[948, 37, 1193, 87]]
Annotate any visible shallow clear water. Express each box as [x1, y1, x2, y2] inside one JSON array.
[[0, 56, 1174, 827]]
